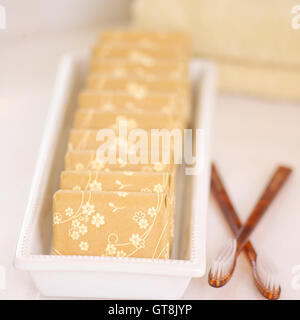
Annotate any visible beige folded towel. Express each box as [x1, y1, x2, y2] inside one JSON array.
[[219, 61, 300, 101], [132, 0, 300, 101]]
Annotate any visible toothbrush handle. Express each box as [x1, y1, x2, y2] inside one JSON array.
[[211, 164, 257, 264], [237, 166, 292, 251]]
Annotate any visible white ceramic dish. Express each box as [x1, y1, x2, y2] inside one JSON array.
[[14, 55, 216, 299]]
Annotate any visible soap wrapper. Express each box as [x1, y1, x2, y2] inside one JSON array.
[[60, 170, 175, 204], [89, 61, 188, 81], [73, 110, 184, 130], [92, 45, 189, 63], [61, 169, 170, 190], [86, 76, 189, 99], [99, 30, 190, 49], [65, 150, 176, 173], [78, 90, 190, 119], [68, 129, 183, 164], [53, 190, 171, 258]]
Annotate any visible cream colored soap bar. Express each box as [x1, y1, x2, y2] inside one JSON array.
[[92, 45, 189, 63], [60, 171, 176, 242], [86, 76, 189, 99], [65, 150, 176, 173], [53, 190, 171, 258], [99, 30, 190, 49], [89, 61, 188, 81], [60, 170, 173, 194], [73, 110, 184, 130], [68, 129, 183, 164], [78, 90, 190, 120]]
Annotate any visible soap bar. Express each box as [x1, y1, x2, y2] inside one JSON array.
[[89, 61, 188, 81], [86, 76, 189, 99], [73, 110, 184, 130], [68, 129, 183, 164], [65, 150, 176, 173], [78, 90, 190, 119], [53, 190, 171, 258], [92, 45, 189, 63], [60, 170, 173, 194], [60, 170, 176, 223], [99, 30, 190, 49]]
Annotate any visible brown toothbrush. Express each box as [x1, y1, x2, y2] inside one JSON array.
[[209, 163, 292, 299]]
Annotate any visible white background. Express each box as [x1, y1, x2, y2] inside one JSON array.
[[0, 1, 300, 300]]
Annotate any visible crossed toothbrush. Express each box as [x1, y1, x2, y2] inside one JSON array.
[[209, 163, 292, 300]]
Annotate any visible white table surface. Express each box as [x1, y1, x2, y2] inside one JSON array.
[[1, 28, 300, 300]]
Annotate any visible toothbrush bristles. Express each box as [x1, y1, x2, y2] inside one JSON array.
[[209, 239, 237, 287], [255, 253, 281, 299]]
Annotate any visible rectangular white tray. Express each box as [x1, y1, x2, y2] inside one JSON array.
[[14, 55, 216, 299]]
